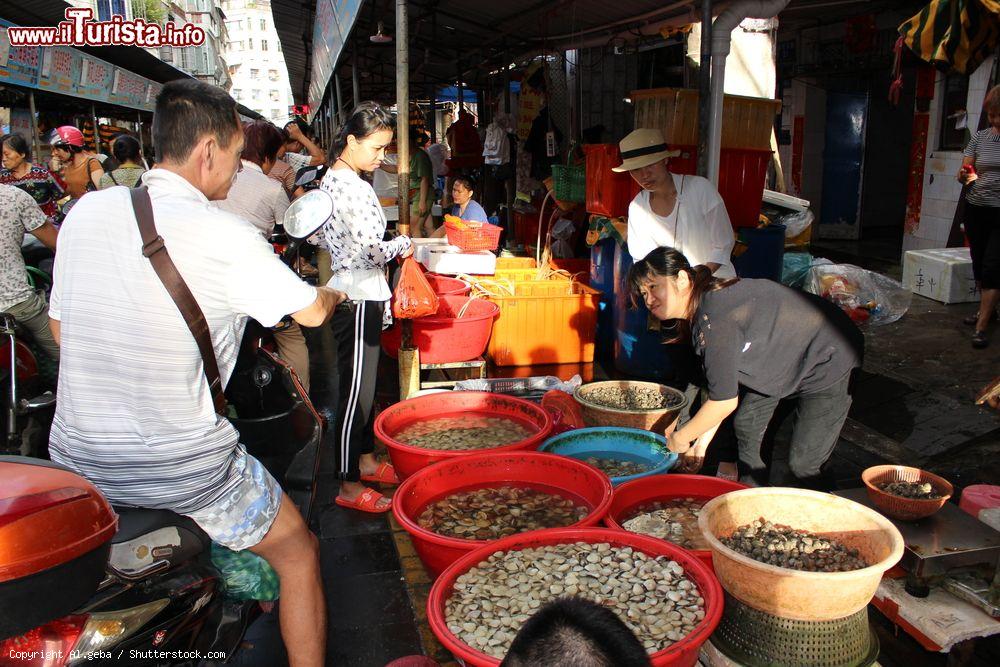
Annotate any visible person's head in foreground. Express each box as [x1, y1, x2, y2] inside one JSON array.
[[152, 79, 243, 201], [500, 597, 651, 667]]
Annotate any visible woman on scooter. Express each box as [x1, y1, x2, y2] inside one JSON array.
[[629, 247, 864, 488], [317, 103, 412, 513]]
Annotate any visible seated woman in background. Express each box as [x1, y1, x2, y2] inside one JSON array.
[[450, 175, 488, 222], [98, 135, 147, 189], [431, 175, 488, 238], [0, 133, 64, 224]]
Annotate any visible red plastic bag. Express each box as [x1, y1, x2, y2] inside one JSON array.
[[392, 258, 439, 319]]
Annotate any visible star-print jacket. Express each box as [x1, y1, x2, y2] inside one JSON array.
[[317, 167, 411, 310]]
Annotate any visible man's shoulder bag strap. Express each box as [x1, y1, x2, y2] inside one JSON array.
[[129, 186, 228, 416]]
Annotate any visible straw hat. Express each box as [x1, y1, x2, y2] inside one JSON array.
[[612, 128, 681, 172]]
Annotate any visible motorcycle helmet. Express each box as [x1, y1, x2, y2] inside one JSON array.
[[51, 125, 85, 148]]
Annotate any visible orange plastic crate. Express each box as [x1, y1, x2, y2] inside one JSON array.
[[485, 281, 601, 367]]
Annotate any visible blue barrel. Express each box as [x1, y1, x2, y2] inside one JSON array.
[[733, 224, 786, 282], [612, 243, 672, 380], [591, 237, 617, 359]]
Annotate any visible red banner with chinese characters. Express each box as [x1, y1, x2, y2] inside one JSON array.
[[791, 115, 804, 194], [904, 112, 930, 235]]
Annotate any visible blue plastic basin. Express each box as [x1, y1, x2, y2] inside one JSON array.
[[539, 426, 678, 486]]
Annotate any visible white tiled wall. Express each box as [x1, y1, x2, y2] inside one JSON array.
[[905, 56, 995, 251]]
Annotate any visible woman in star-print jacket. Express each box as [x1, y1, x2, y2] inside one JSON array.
[[317, 102, 412, 513]]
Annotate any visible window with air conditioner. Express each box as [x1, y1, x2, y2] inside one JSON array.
[[268, 69, 279, 81], [270, 90, 279, 101], [250, 69, 259, 79]]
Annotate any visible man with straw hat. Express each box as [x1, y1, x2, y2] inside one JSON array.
[[614, 128, 736, 278]]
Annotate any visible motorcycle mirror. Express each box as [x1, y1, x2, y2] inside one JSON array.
[[295, 166, 323, 187], [283, 189, 333, 241]]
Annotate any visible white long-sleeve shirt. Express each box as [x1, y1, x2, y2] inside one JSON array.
[[626, 173, 736, 279], [317, 167, 411, 302]]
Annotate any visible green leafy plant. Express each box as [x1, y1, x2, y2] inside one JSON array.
[[131, 0, 167, 26]]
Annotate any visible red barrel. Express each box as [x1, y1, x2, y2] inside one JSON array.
[[375, 391, 553, 480], [428, 527, 724, 667], [604, 474, 748, 570], [392, 452, 613, 577]]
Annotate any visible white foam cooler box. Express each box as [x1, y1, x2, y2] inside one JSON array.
[[902, 248, 979, 304], [422, 246, 497, 275]]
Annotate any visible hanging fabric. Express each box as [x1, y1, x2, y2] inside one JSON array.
[[898, 0, 1000, 75]]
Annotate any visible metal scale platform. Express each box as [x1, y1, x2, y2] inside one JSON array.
[[835, 488, 1000, 616]]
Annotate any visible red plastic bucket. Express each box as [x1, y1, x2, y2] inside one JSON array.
[[374, 391, 553, 480], [428, 527, 724, 666], [604, 474, 748, 570], [381, 296, 498, 364], [425, 273, 471, 296], [667, 145, 771, 228], [392, 452, 614, 577]]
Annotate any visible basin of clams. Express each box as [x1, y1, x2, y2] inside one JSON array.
[[428, 528, 723, 666]]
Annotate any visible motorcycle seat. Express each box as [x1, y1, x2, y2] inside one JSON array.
[[108, 507, 210, 578], [111, 507, 208, 545]]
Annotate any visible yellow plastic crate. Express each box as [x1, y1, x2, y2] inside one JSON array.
[[484, 281, 601, 367], [495, 257, 537, 269]]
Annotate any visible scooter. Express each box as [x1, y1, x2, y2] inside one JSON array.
[[0, 190, 335, 666], [1, 239, 59, 457], [0, 313, 56, 457]]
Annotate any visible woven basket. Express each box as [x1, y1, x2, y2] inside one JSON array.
[[444, 219, 502, 252], [552, 163, 586, 203], [861, 465, 953, 521], [573, 381, 687, 433]]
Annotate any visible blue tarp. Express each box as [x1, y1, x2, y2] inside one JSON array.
[[435, 81, 519, 102]]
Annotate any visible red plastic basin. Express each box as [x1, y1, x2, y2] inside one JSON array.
[[425, 273, 471, 296], [604, 474, 748, 570], [428, 527, 724, 667], [393, 452, 614, 577], [381, 295, 498, 364], [375, 391, 553, 480]]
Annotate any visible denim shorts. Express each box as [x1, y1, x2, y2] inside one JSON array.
[[184, 448, 283, 551]]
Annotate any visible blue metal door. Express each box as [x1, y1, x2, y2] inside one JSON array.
[[819, 92, 868, 240]]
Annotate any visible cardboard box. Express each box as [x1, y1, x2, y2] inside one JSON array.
[[902, 248, 979, 304]]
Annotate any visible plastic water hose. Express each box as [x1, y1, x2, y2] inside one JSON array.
[[536, 191, 554, 265]]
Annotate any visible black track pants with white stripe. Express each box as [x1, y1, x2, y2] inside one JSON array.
[[330, 299, 383, 482]]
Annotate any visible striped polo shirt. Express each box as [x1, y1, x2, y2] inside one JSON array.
[[48, 169, 316, 513], [964, 128, 1000, 207]]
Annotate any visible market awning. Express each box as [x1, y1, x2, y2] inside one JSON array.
[[899, 0, 1000, 75], [0, 0, 263, 119], [274, 0, 699, 110]]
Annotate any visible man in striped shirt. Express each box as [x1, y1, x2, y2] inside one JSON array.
[[48, 80, 342, 667]]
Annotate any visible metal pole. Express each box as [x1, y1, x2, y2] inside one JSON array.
[[396, 0, 410, 237], [91, 103, 100, 154], [352, 54, 360, 109], [504, 56, 511, 114], [136, 111, 145, 163], [27, 91, 41, 163], [429, 84, 437, 143], [697, 0, 713, 178], [333, 70, 344, 126], [457, 56, 464, 114]]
